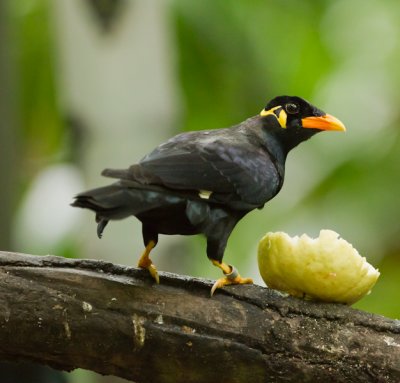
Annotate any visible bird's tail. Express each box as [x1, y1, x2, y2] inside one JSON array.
[[72, 184, 132, 238], [72, 184, 129, 216], [71, 181, 188, 238]]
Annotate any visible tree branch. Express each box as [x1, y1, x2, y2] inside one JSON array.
[[0, 251, 399, 382]]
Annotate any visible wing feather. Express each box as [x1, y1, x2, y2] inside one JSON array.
[[104, 127, 282, 208]]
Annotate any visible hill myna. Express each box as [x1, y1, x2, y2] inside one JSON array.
[[72, 95, 346, 295]]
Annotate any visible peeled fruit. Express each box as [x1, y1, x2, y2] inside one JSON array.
[[257, 230, 380, 304]]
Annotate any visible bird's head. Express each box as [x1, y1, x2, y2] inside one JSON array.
[[260, 95, 346, 134]]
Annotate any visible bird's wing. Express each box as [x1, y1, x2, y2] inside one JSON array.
[[128, 129, 281, 207]]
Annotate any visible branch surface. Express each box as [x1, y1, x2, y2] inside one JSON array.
[[0, 251, 399, 383]]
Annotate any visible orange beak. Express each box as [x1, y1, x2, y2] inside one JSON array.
[[302, 114, 346, 132]]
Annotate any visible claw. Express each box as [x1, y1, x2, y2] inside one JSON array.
[[146, 262, 160, 284], [137, 240, 159, 283], [210, 264, 253, 296]]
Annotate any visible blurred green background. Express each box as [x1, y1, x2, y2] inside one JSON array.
[[1, 0, 399, 380]]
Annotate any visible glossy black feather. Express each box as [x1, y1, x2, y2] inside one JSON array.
[[72, 96, 329, 263]]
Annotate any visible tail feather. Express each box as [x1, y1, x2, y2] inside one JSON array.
[[101, 168, 131, 179], [72, 184, 140, 219], [96, 219, 108, 239], [72, 182, 192, 238], [72, 184, 138, 238], [102, 165, 162, 186]]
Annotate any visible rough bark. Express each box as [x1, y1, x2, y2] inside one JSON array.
[[0, 251, 399, 383]]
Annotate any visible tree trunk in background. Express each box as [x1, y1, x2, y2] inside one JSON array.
[[52, 1, 184, 271], [0, 0, 18, 250]]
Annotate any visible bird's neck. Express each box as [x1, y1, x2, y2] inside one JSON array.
[[260, 128, 319, 183], [287, 130, 318, 151], [262, 133, 288, 176], [266, 128, 318, 158]]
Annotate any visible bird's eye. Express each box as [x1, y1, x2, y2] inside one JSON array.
[[285, 103, 299, 114]]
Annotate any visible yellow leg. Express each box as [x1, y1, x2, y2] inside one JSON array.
[[210, 260, 253, 296], [137, 240, 159, 283]]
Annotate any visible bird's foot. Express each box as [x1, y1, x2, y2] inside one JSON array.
[[138, 240, 159, 284], [138, 257, 160, 284], [210, 264, 253, 296]]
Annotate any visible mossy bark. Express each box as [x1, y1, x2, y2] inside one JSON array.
[[0, 251, 399, 383]]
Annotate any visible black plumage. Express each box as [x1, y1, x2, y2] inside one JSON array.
[[72, 95, 345, 294]]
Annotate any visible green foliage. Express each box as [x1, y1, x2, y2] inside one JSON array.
[[10, 0, 63, 167]]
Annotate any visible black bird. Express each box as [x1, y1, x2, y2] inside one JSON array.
[[72, 96, 346, 295]]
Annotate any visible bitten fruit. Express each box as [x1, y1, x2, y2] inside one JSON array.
[[258, 230, 379, 304]]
